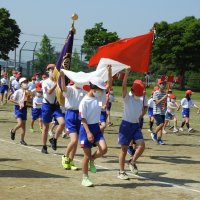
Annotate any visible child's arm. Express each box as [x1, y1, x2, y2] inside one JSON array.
[[122, 67, 131, 98], [81, 118, 94, 143], [168, 102, 177, 109], [106, 64, 112, 89]]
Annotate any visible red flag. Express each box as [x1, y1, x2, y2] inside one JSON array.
[[88, 32, 154, 73]]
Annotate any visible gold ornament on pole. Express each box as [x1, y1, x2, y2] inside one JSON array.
[[71, 13, 78, 34]]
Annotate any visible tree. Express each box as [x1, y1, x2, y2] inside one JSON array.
[[70, 48, 87, 72], [34, 34, 57, 74], [152, 16, 200, 88], [81, 22, 120, 61], [0, 8, 21, 60]]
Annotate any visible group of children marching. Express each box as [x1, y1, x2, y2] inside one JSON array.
[[1, 65, 199, 187]]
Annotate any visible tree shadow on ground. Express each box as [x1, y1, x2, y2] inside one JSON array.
[[0, 169, 68, 178], [96, 181, 172, 189], [139, 171, 200, 186], [150, 155, 200, 164]]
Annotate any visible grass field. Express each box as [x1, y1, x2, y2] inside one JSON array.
[[0, 93, 200, 200]]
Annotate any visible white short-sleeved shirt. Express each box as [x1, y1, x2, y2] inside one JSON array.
[[10, 76, 16, 84], [122, 92, 144, 123], [28, 82, 36, 91], [1, 78, 8, 85], [167, 101, 176, 114], [140, 95, 148, 107], [148, 98, 154, 108], [33, 96, 43, 108], [42, 78, 56, 104], [100, 91, 107, 111], [79, 94, 101, 124], [63, 86, 86, 110], [181, 98, 194, 108], [11, 80, 20, 90], [12, 89, 24, 102]]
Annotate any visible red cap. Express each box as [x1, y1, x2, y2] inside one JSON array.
[[32, 76, 36, 80], [185, 90, 192, 95], [2, 72, 7, 77], [12, 70, 17, 74], [157, 79, 165, 84], [46, 64, 56, 70], [131, 80, 145, 96], [42, 74, 47, 79], [170, 94, 176, 99], [153, 86, 159, 91], [69, 80, 74, 85]]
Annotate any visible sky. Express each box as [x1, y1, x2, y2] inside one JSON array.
[[1, 0, 200, 63]]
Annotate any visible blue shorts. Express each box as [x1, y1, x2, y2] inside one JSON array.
[[148, 107, 153, 117], [106, 102, 112, 111], [182, 108, 190, 118], [42, 103, 64, 124], [31, 108, 42, 120], [65, 110, 81, 133], [153, 114, 165, 126], [165, 111, 174, 120], [100, 111, 107, 123], [0, 85, 9, 93], [118, 120, 143, 146], [79, 123, 105, 148], [53, 112, 65, 125], [14, 105, 27, 120]]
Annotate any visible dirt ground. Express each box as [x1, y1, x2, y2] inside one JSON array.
[[0, 100, 200, 200]]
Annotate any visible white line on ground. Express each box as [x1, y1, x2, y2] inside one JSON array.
[[0, 138, 200, 193]]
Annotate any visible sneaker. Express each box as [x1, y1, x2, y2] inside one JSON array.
[[108, 122, 113, 127], [168, 125, 174, 130], [157, 139, 165, 145], [10, 129, 15, 140], [148, 129, 153, 132], [162, 129, 167, 134], [89, 160, 96, 173], [117, 171, 129, 180], [81, 176, 93, 187], [49, 138, 57, 151], [188, 127, 193, 133], [127, 146, 136, 157], [29, 128, 34, 133], [20, 140, 27, 146], [62, 155, 71, 170], [179, 127, 183, 132], [70, 160, 78, 170], [41, 145, 48, 154], [173, 128, 179, 133], [128, 160, 138, 174], [151, 132, 157, 141], [48, 130, 54, 137]]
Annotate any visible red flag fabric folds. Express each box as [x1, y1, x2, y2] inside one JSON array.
[[88, 32, 153, 73]]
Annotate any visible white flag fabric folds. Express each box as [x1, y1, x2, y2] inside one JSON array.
[[61, 58, 129, 88]]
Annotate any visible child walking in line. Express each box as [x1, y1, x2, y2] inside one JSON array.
[[148, 91, 155, 132], [179, 90, 200, 133], [0, 72, 9, 105], [162, 94, 179, 134], [118, 67, 146, 180], [30, 85, 43, 133], [79, 73, 110, 187], [9, 78, 29, 145], [60, 70, 86, 171]]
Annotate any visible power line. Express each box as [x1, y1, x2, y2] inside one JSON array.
[[21, 32, 83, 41]]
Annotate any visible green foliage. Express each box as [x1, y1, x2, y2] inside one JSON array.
[[0, 8, 21, 60], [34, 34, 57, 74], [151, 16, 200, 88], [81, 22, 119, 61]]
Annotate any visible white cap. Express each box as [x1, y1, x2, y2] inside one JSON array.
[[90, 76, 106, 90], [19, 77, 27, 84]]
